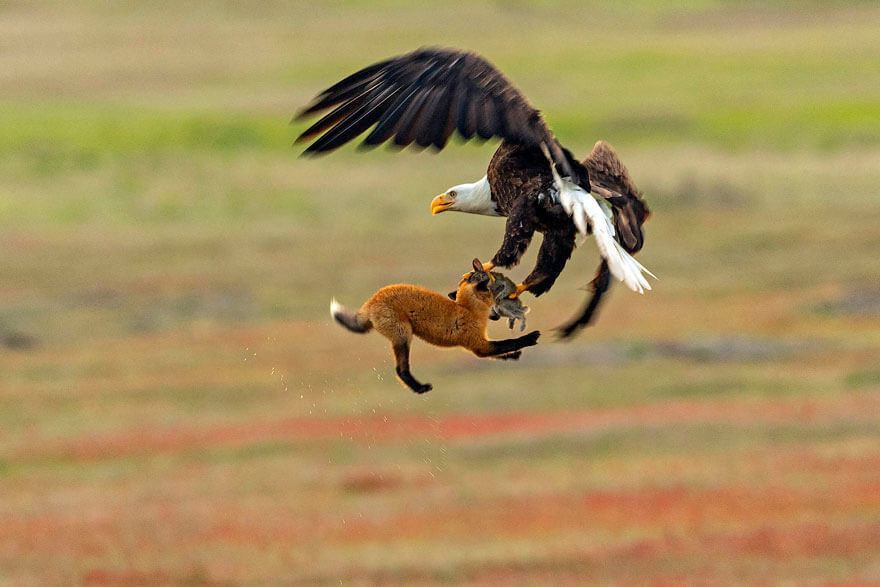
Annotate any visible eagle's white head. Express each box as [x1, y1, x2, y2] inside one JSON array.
[[430, 175, 501, 217]]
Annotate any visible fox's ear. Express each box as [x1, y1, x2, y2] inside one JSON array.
[[472, 258, 482, 272]]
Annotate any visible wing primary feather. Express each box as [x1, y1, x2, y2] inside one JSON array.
[[361, 101, 407, 145], [296, 93, 369, 143], [304, 86, 399, 153], [415, 87, 447, 147], [393, 89, 431, 147], [362, 60, 445, 147], [415, 61, 458, 148], [422, 56, 464, 149], [392, 65, 447, 147], [295, 78, 376, 120], [476, 95, 500, 140], [456, 82, 476, 139], [362, 80, 425, 146], [431, 82, 457, 149], [296, 58, 393, 119], [492, 94, 508, 138]]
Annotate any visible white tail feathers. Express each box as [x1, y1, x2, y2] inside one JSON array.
[[548, 158, 655, 294]]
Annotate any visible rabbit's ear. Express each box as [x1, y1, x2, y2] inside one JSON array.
[[472, 258, 482, 272]]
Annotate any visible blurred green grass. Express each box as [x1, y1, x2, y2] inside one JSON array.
[[1, 0, 879, 584]]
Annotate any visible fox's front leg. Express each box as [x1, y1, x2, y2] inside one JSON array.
[[473, 330, 541, 358], [391, 339, 432, 394], [491, 350, 522, 361]]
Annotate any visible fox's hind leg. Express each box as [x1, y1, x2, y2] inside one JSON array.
[[374, 319, 432, 394], [391, 339, 432, 394]]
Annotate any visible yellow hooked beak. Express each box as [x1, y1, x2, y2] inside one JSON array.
[[430, 193, 455, 215]]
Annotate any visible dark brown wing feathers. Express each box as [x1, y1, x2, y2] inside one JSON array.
[[584, 140, 640, 196], [296, 57, 395, 119], [584, 140, 649, 253], [294, 47, 584, 183], [295, 48, 535, 149]]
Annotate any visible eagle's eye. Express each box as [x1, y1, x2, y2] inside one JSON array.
[[448, 190, 457, 198]]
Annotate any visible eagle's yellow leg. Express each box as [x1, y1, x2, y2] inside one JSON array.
[[507, 283, 529, 299]]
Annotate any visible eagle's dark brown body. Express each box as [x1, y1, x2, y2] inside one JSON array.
[[486, 140, 648, 298], [487, 141, 578, 296]]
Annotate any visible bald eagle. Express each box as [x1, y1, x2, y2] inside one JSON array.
[[294, 47, 653, 337]]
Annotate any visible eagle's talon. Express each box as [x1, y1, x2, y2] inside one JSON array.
[[507, 283, 529, 299]]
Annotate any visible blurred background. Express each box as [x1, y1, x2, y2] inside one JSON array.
[[2, 1, 879, 583]]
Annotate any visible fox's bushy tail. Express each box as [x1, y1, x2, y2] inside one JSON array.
[[330, 298, 372, 333]]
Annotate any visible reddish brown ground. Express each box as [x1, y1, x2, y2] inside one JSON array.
[[5, 389, 878, 584], [15, 390, 880, 463]]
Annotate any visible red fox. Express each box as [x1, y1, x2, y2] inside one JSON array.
[[331, 259, 541, 393]]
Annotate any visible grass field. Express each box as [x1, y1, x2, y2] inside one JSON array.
[[2, 1, 880, 584]]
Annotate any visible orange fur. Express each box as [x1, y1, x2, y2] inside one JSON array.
[[332, 259, 540, 393]]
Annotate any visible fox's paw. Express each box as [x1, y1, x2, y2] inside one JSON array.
[[413, 383, 433, 394], [521, 330, 541, 347]]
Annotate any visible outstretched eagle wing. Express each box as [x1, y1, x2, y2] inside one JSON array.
[[294, 47, 586, 186]]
